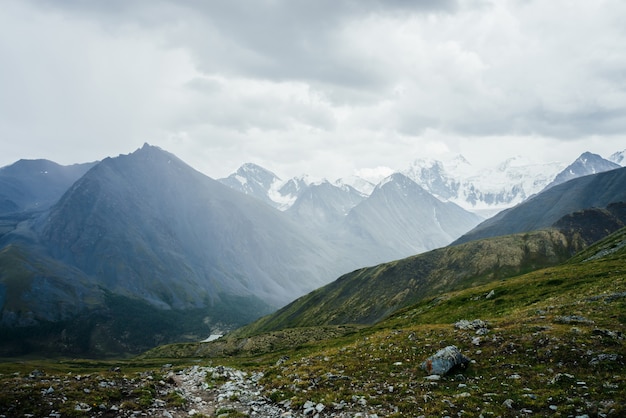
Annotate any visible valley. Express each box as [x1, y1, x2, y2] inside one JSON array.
[[1, 227, 624, 416]]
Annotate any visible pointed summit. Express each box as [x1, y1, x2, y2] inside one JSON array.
[[218, 163, 282, 208]]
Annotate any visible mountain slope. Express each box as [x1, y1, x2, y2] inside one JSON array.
[[454, 166, 626, 245], [342, 173, 482, 263], [37, 144, 341, 309], [286, 181, 365, 234], [0, 159, 95, 215]]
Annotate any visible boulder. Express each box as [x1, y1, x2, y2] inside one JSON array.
[[420, 345, 470, 376]]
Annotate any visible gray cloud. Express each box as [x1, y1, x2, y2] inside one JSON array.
[[1, 0, 625, 179]]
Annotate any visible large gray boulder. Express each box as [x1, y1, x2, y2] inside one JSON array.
[[420, 345, 470, 376]]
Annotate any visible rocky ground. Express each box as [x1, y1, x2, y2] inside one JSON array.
[[0, 362, 387, 417]]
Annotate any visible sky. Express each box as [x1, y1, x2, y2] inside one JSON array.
[[1, 0, 625, 182]]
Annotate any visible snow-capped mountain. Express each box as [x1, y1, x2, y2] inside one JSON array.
[[218, 163, 283, 208], [609, 149, 626, 166], [220, 149, 624, 218], [544, 152, 621, 190], [403, 155, 565, 217], [218, 164, 317, 210]]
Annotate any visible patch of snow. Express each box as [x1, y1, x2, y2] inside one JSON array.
[[235, 174, 247, 186], [201, 334, 223, 343]]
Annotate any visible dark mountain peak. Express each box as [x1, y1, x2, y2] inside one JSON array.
[[128, 143, 180, 163], [544, 151, 620, 190], [572, 151, 612, 169], [1, 158, 60, 173], [0, 158, 96, 214]]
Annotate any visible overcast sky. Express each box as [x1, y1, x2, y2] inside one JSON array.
[[1, 0, 625, 181]]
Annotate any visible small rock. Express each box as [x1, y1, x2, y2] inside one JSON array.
[[549, 373, 575, 385], [276, 356, 290, 366], [549, 405, 558, 411], [590, 353, 620, 365]]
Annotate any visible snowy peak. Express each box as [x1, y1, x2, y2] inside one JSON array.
[[237, 163, 281, 189], [402, 155, 565, 215], [218, 163, 284, 208], [609, 149, 626, 166], [404, 157, 461, 201], [335, 176, 375, 196], [545, 152, 621, 190]]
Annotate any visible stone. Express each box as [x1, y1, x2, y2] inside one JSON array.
[[554, 315, 594, 325], [502, 398, 514, 409], [420, 346, 470, 376]]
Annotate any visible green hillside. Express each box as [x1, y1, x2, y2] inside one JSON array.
[[234, 229, 584, 336]]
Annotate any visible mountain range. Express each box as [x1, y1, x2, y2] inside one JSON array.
[[0, 144, 624, 356], [219, 151, 624, 217]]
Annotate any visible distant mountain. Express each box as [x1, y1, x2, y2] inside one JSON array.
[[219, 164, 482, 264], [343, 173, 482, 263], [454, 166, 626, 245], [544, 152, 620, 190], [334, 176, 376, 196], [219, 165, 319, 211], [609, 149, 626, 166], [0, 159, 96, 215], [403, 155, 565, 216], [286, 180, 366, 234]]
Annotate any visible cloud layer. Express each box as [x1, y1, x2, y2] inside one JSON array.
[[1, 0, 625, 179]]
